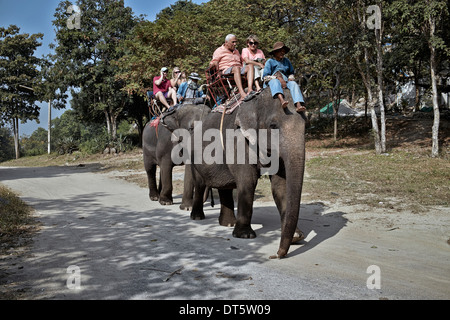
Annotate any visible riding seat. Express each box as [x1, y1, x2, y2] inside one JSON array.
[[147, 91, 173, 118], [205, 65, 248, 107]]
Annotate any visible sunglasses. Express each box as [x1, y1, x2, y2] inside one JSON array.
[[248, 41, 259, 46]]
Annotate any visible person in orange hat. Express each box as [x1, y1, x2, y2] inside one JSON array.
[[263, 42, 306, 112]]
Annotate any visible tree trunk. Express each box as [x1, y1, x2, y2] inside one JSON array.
[[356, 0, 382, 154], [429, 15, 440, 158], [111, 113, 118, 139], [413, 61, 422, 110], [375, 26, 386, 153], [356, 54, 382, 155], [105, 110, 112, 137], [332, 71, 341, 142]]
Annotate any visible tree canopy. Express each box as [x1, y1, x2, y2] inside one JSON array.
[[0, 25, 44, 158], [2, 0, 449, 158]]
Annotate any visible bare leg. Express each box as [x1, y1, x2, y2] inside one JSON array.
[[255, 78, 261, 91], [155, 91, 170, 110], [233, 66, 247, 99], [246, 65, 255, 92], [169, 88, 178, 106], [277, 93, 289, 108]]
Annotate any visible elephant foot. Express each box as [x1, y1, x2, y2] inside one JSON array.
[[190, 210, 205, 220], [150, 196, 159, 201], [292, 228, 305, 243], [159, 199, 173, 206], [179, 203, 192, 211], [219, 215, 236, 227], [232, 225, 256, 239], [269, 229, 305, 260], [269, 250, 287, 260]]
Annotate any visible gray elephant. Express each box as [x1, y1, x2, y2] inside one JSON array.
[[187, 89, 306, 259], [142, 104, 211, 210]]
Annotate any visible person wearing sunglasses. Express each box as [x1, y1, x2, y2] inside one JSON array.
[[210, 34, 256, 102], [170, 67, 185, 90], [241, 35, 265, 92], [153, 67, 178, 111]]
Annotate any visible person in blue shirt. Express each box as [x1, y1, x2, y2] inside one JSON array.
[[177, 72, 206, 104], [263, 42, 306, 112]]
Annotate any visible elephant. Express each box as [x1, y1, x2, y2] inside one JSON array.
[[142, 103, 211, 210], [187, 88, 306, 259]]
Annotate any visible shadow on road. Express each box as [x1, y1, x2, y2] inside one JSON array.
[[0, 165, 348, 300]]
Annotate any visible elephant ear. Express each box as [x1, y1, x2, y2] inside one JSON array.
[[160, 109, 179, 132], [235, 103, 258, 145]]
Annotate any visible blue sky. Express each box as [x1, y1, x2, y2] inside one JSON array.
[[0, 0, 206, 136]]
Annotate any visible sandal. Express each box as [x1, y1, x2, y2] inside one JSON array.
[[243, 91, 257, 102]]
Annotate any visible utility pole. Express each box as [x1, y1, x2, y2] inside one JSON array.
[[18, 85, 52, 154], [48, 101, 51, 154]]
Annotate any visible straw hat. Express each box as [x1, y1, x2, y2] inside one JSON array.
[[269, 42, 290, 55]]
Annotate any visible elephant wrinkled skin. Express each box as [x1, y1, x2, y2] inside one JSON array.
[[189, 88, 306, 258], [142, 104, 210, 210]]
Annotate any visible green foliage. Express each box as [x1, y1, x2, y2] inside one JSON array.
[[0, 127, 14, 162], [47, 109, 138, 155], [9, 0, 449, 158], [0, 25, 43, 126], [52, 0, 140, 137], [20, 127, 48, 157], [116, 0, 294, 95]]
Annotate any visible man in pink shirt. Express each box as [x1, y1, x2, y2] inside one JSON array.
[[210, 34, 255, 101]]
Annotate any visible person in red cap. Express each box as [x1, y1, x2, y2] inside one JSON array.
[[263, 42, 306, 112]]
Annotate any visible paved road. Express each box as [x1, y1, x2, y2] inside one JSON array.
[[0, 164, 449, 300]]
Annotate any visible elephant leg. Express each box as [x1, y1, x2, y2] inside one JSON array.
[[146, 163, 159, 201], [159, 162, 174, 205], [270, 174, 304, 243], [180, 164, 194, 211], [190, 168, 206, 220], [232, 185, 257, 239], [218, 189, 236, 227]]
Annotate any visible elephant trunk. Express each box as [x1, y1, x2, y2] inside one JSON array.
[[276, 126, 306, 258]]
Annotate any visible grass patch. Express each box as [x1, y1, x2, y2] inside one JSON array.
[[303, 150, 450, 210], [0, 185, 36, 254]]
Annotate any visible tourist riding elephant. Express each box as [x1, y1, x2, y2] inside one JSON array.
[[142, 104, 210, 210], [188, 89, 306, 259]]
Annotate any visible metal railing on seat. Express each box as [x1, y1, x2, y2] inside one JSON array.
[[205, 65, 247, 107]]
